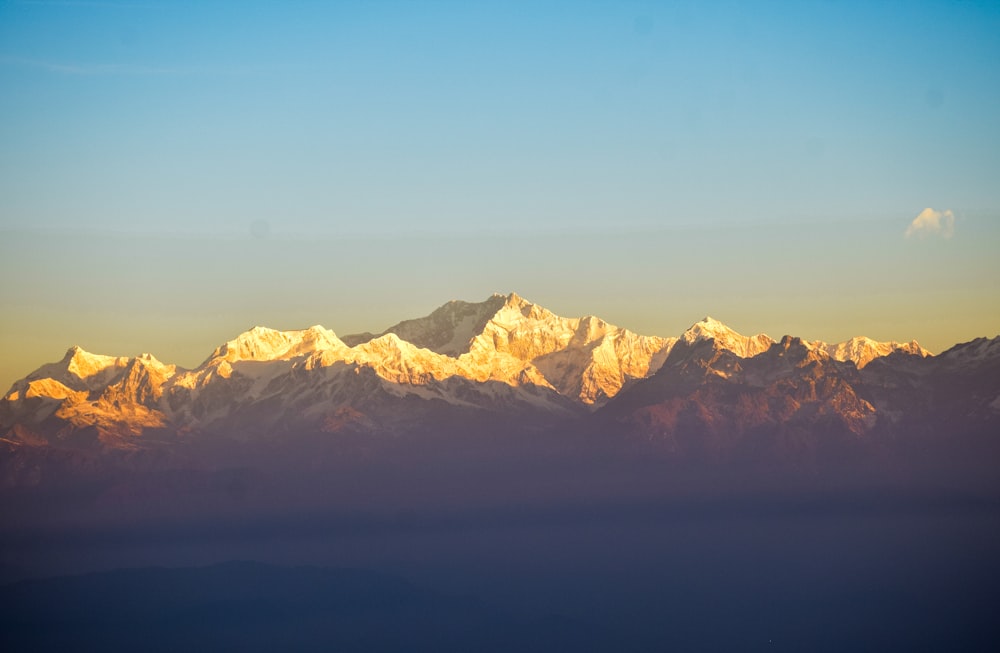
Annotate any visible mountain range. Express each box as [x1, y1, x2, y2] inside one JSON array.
[[1, 292, 997, 485]]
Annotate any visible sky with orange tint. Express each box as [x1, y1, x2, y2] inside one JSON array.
[[1, 1, 999, 390]]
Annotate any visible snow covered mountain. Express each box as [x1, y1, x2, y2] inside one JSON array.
[[809, 336, 930, 368], [1, 293, 670, 445], [0, 292, 969, 455], [344, 293, 675, 405], [680, 316, 774, 358], [677, 317, 930, 368]]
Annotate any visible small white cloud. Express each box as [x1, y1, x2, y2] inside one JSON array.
[[905, 208, 955, 239]]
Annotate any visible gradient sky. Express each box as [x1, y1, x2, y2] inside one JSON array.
[[1, 0, 999, 389]]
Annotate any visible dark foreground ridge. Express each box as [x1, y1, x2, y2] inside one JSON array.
[[3, 551, 998, 653], [0, 561, 604, 653]]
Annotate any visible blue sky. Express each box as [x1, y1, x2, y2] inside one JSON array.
[[1, 0, 999, 386]]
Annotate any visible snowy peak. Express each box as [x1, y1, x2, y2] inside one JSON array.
[[7, 345, 134, 396], [809, 336, 931, 368], [0, 346, 180, 437], [211, 325, 344, 363], [936, 335, 1000, 367], [681, 316, 739, 342], [336, 292, 671, 405], [681, 317, 774, 358], [496, 291, 554, 321], [468, 295, 673, 404], [63, 346, 129, 382], [345, 294, 507, 357], [98, 354, 176, 407], [348, 333, 462, 385]]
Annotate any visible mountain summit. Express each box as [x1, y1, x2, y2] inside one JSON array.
[[343, 292, 673, 404], [1, 292, 959, 454], [680, 316, 774, 358]]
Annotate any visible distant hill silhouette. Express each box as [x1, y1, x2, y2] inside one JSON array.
[[0, 561, 606, 653]]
